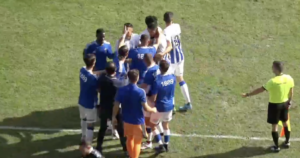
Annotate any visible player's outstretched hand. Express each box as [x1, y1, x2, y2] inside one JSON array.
[[151, 107, 157, 113], [241, 93, 248, 98]]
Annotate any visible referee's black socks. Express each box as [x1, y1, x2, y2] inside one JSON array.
[[284, 127, 290, 143], [271, 131, 279, 147]]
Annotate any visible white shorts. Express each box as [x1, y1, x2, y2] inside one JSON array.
[[150, 111, 173, 125], [79, 105, 97, 123], [170, 60, 184, 76], [143, 98, 155, 118]]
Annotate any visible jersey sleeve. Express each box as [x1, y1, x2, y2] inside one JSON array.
[[143, 71, 153, 85], [263, 79, 273, 91], [164, 29, 172, 42], [149, 46, 157, 54], [106, 44, 114, 59], [140, 89, 147, 103]]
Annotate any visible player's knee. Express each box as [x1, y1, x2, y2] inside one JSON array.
[[162, 122, 169, 130], [272, 124, 278, 131], [87, 122, 94, 128]]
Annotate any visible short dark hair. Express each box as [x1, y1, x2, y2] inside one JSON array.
[[105, 62, 116, 75], [159, 60, 170, 74], [84, 54, 96, 68], [140, 34, 149, 42], [118, 45, 129, 59], [273, 61, 284, 72], [124, 23, 133, 28], [96, 28, 105, 35], [164, 11, 174, 23], [145, 16, 157, 25], [143, 53, 153, 65], [128, 69, 139, 83], [147, 21, 158, 30]]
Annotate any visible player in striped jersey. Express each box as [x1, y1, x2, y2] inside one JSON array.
[[163, 12, 192, 111]]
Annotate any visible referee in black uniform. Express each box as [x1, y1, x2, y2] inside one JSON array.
[[242, 61, 294, 152], [96, 62, 128, 157]]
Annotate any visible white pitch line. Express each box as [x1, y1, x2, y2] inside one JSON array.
[[1, 126, 300, 142]]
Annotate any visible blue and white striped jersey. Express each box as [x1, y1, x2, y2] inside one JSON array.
[[164, 24, 184, 64]]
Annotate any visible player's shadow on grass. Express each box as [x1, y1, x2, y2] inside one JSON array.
[[190, 146, 271, 158], [0, 130, 125, 158], [0, 106, 80, 129]]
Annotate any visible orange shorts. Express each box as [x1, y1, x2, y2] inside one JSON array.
[[124, 122, 143, 138]]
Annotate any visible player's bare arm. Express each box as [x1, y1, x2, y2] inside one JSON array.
[[118, 26, 128, 48], [287, 87, 294, 108], [142, 102, 157, 113], [112, 101, 120, 125], [241, 87, 265, 98]]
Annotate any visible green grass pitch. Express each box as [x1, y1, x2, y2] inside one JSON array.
[[0, 0, 300, 157]]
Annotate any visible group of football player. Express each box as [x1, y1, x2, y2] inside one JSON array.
[[78, 12, 192, 158]]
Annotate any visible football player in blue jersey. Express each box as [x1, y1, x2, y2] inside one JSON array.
[[114, 45, 129, 86], [150, 60, 176, 153], [128, 34, 160, 85], [78, 54, 98, 144], [84, 28, 114, 71]]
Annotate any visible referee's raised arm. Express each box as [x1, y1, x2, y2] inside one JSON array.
[[241, 61, 294, 152]]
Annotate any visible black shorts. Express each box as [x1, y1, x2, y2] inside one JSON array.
[[267, 102, 288, 124]]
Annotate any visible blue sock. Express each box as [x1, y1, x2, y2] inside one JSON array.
[[146, 127, 151, 134], [164, 129, 170, 144]]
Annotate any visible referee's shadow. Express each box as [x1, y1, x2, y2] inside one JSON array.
[[190, 146, 271, 158]]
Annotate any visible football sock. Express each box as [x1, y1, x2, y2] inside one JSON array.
[[284, 127, 290, 143], [164, 129, 170, 144], [146, 127, 153, 143], [86, 126, 94, 144], [272, 131, 279, 147], [179, 81, 191, 104], [154, 129, 163, 145], [157, 123, 164, 135], [81, 119, 87, 138]]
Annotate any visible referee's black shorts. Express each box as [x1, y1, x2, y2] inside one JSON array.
[[267, 102, 288, 124]]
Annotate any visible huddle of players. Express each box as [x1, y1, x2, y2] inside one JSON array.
[[78, 12, 192, 158]]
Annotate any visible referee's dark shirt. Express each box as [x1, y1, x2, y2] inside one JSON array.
[[98, 73, 123, 110]]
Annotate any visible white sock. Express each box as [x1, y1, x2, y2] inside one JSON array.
[[147, 132, 153, 142], [157, 123, 163, 134], [81, 120, 87, 138], [180, 81, 191, 103], [86, 126, 94, 144]]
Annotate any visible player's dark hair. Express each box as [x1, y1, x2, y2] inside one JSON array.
[[143, 53, 154, 66], [84, 54, 96, 68], [147, 21, 158, 30], [128, 69, 139, 83], [145, 16, 157, 25], [273, 61, 284, 73], [118, 45, 129, 59], [96, 28, 105, 35], [159, 60, 170, 74], [124, 23, 133, 28], [140, 34, 149, 42], [164, 11, 174, 23], [105, 62, 116, 75]]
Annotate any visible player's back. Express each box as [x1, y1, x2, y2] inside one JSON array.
[[129, 47, 156, 84], [164, 23, 184, 64], [144, 64, 160, 95], [78, 67, 98, 109], [113, 57, 128, 86], [153, 70, 176, 112], [85, 41, 114, 71]]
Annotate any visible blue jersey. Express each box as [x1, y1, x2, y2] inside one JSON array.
[[78, 67, 98, 109], [143, 64, 160, 96], [114, 57, 128, 86], [152, 70, 176, 112], [84, 41, 114, 71], [115, 84, 146, 125], [128, 47, 156, 84]]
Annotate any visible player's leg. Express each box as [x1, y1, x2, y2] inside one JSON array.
[[142, 110, 153, 150], [115, 110, 128, 156], [85, 108, 96, 144], [150, 112, 165, 153], [162, 110, 172, 152], [96, 108, 109, 153], [267, 103, 281, 152], [79, 105, 87, 140], [132, 135, 143, 158], [281, 104, 290, 148], [126, 135, 135, 158], [176, 61, 192, 111]]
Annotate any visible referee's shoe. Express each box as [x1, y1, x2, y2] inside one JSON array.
[[242, 61, 294, 153]]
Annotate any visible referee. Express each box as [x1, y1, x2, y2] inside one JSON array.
[[96, 62, 127, 157], [242, 61, 294, 152]]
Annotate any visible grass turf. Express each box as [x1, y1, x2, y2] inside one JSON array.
[[0, 0, 300, 157]]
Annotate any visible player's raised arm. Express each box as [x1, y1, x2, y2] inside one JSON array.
[[118, 25, 128, 49]]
